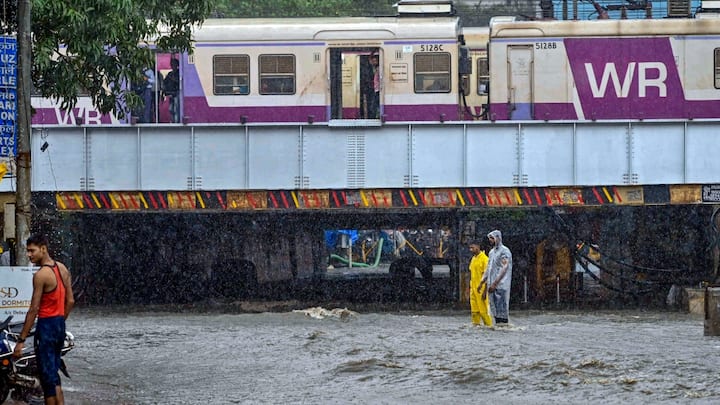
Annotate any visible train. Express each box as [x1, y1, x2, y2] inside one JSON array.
[[29, 1, 720, 126]]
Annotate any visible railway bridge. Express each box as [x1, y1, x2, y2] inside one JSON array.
[[2, 120, 718, 307]]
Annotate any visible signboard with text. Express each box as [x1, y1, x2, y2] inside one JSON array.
[[0, 36, 16, 158], [702, 185, 720, 203], [1, 267, 36, 319]]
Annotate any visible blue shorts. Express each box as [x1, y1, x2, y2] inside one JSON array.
[[35, 316, 66, 398]]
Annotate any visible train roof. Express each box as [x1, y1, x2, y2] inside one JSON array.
[[461, 26, 489, 46], [192, 17, 461, 42], [490, 17, 720, 38]]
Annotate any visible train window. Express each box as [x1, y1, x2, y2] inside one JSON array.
[[213, 55, 250, 95], [477, 57, 489, 96], [414, 52, 451, 93], [259, 54, 296, 95], [715, 48, 720, 89]]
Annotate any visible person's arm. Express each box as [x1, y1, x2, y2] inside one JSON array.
[[145, 69, 155, 86], [488, 257, 509, 292], [60, 263, 75, 320], [13, 270, 47, 358], [477, 255, 488, 293]]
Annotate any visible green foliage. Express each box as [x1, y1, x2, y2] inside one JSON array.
[[21, 0, 399, 117], [7, 0, 528, 118], [29, 0, 215, 117]]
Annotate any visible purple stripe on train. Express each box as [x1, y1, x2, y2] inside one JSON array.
[[183, 98, 327, 123], [31, 107, 119, 125], [489, 37, 720, 121], [383, 104, 460, 121], [489, 103, 578, 121], [181, 99, 461, 123], [565, 37, 719, 120]]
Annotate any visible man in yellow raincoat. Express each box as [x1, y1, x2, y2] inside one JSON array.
[[469, 240, 493, 326]]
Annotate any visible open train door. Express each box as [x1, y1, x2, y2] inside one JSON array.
[[329, 48, 380, 122], [507, 45, 534, 120]]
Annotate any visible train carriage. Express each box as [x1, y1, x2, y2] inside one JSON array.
[[31, 15, 465, 126], [487, 16, 720, 121], [192, 17, 462, 124], [27, 2, 720, 127]]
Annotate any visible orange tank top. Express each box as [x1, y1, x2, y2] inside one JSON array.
[[38, 263, 66, 319]]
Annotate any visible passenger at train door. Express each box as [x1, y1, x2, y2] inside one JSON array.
[[368, 53, 380, 119], [164, 58, 180, 123], [154, 69, 164, 121], [140, 66, 156, 123]]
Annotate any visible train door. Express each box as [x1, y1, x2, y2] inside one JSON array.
[[132, 52, 163, 123], [329, 48, 380, 121], [507, 45, 534, 120]]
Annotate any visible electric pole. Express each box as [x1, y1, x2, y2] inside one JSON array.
[[15, 0, 31, 265]]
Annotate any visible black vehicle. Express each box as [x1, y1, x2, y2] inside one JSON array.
[[0, 316, 74, 403]]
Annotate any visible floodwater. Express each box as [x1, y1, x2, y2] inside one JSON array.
[[40, 308, 720, 404]]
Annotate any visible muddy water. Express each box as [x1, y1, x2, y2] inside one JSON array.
[[50, 308, 720, 404]]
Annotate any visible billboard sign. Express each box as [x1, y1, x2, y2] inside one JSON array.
[[0, 36, 16, 158]]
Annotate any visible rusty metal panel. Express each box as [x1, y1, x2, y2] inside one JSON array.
[[226, 191, 268, 210], [614, 186, 645, 205], [669, 185, 701, 204]]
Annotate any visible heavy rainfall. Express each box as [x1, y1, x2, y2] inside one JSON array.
[[2, 0, 720, 404], [12, 203, 716, 404]]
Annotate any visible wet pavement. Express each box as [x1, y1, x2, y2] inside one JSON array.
[[14, 307, 720, 404]]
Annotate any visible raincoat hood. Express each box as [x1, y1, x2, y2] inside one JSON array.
[[488, 230, 503, 248]]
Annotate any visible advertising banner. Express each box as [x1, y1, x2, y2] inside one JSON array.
[[0, 266, 36, 319]]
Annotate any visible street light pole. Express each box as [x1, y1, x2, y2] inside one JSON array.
[[15, 0, 31, 265]]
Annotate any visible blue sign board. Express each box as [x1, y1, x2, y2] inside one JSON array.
[[0, 36, 16, 158]]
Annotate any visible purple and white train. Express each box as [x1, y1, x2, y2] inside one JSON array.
[[29, 9, 720, 126]]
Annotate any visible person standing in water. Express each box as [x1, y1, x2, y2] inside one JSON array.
[[482, 230, 512, 325], [468, 240, 493, 326]]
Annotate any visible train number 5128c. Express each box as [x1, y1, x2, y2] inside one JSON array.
[[419, 44, 444, 52]]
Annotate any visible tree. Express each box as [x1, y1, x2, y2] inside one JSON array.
[[1, 0, 214, 265], [0, 0, 216, 117]]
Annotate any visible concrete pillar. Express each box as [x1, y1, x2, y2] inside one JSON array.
[[685, 288, 705, 315], [705, 287, 720, 336]]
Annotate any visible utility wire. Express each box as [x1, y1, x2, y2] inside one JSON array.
[[574, 252, 656, 295], [547, 207, 686, 275]]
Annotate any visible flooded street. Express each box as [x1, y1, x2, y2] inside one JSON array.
[[56, 308, 719, 404]]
